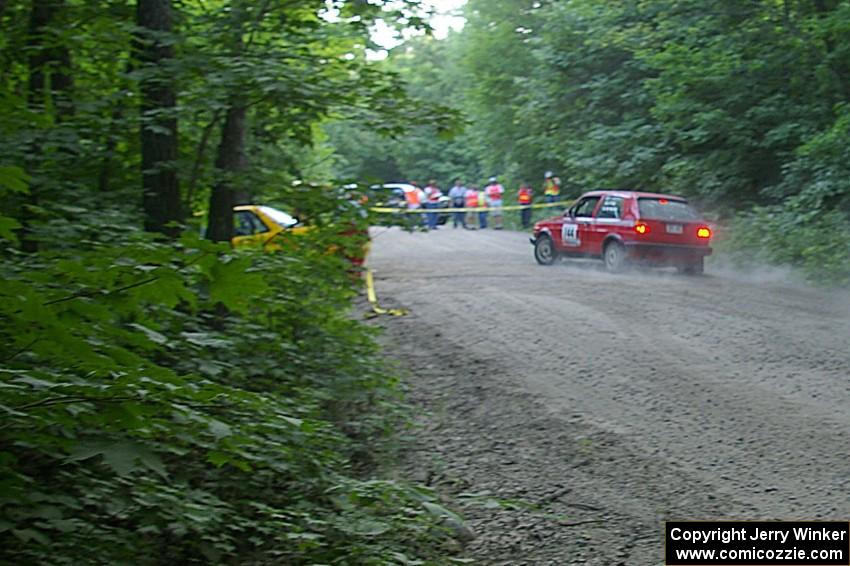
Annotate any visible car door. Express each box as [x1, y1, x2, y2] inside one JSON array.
[[559, 196, 600, 253], [586, 195, 624, 256]]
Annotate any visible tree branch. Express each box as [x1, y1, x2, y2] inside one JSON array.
[[16, 395, 134, 411], [42, 251, 211, 307], [185, 108, 223, 212]]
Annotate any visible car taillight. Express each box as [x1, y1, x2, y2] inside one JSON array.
[[697, 226, 711, 239], [635, 222, 650, 235]]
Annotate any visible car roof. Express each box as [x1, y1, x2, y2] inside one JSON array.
[[233, 204, 292, 214], [373, 183, 416, 192], [581, 189, 687, 201]]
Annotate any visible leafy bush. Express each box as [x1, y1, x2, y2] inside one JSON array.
[[0, 201, 454, 563], [722, 202, 850, 285]]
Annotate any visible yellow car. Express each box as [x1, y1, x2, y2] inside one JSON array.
[[231, 204, 369, 266], [231, 205, 309, 250]]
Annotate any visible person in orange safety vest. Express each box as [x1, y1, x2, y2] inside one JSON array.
[[464, 184, 480, 229], [404, 184, 423, 210], [517, 182, 533, 229]]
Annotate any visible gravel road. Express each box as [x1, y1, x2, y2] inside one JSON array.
[[367, 226, 850, 565]]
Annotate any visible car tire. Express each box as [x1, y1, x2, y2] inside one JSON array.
[[603, 241, 627, 273], [534, 235, 557, 265], [678, 257, 704, 275]]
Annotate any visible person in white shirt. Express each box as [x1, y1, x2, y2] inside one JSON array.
[[422, 180, 443, 230], [485, 176, 505, 230]]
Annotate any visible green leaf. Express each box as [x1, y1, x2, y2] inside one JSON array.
[[0, 165, 30, 194], [208, 258, 268, 313], [206, 418, 232, 439], [344, 518, 390, 537], [12, 529, 50, 545], [67, 441, 148, 476], [11, 376, 56, 390], [128, 323, 168, 345], [0, 216, 21, 241], [181, 332, 232, 348], [206, 451, 230, 468]]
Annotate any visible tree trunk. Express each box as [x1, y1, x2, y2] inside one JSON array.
[[184, 109, 222, 211], [206, 103, 247, 243], [21, 0, 74, 252], [28, 0, 74, 118], [136, 0, 182, 237]]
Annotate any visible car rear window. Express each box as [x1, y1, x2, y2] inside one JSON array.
[[637, 198, 700, 221]]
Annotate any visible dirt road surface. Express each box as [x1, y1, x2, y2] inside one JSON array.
[[367, 226, 850, 565]]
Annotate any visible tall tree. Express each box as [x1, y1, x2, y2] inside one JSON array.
[[136, 0, 181, 236], [27, 0, 73, 119], [207, 102, 246, 242], [20, 0, 74, 251], [201, 0, 456, 240]]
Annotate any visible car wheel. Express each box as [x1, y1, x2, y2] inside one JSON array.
[[603, 241, 627, 273], [678, 257, 704, 275], [534, 235, 557, 265]]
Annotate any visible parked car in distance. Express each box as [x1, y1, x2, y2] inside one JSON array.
[[232, 204, 307, 250], [530, 190, 712, 274], [368, 183, 450, 225], [232, 204, 368, 266]]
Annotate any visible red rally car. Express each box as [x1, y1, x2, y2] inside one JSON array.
[[531, 190, 713, 274]]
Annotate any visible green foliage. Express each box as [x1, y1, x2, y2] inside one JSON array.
[[722, 201, 850, 285], [0, 1, 470, 562], [0, 225, 457, 563], [0, 165, 29, 241]]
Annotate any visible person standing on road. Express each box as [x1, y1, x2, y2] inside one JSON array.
[[405, 183, 425, 229], [543, 171, 561, 203], [478, 185, 489, 229], [448, 178, 468, 229], [464, 184, 480, 229], [423, 180, 442, 230], [517, 181, 533, 229], [405, 184, 423, 210], [485, 176, 505, 230]]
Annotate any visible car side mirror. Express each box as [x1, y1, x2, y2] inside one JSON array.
[[564, 209, 575, 219]]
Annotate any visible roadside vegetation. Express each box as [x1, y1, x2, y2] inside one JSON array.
[[326, 0, 850, 284], [0, 1, 461, 563], [0, 210, 459, 563]]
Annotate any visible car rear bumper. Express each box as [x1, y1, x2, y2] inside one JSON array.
[[624, 242, 712, 260]]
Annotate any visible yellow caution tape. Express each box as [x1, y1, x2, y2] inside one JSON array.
[[365, 270, 408, 317], [369, 200, 573, 214]]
